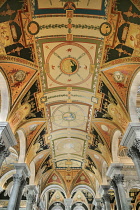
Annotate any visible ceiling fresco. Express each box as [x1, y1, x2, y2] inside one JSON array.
[[0, 0, 140, 199]]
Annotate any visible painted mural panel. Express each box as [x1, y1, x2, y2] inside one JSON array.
[[103, 0, 140, 64], [34, 0, 106, 15], [0, 0, 35, 62]]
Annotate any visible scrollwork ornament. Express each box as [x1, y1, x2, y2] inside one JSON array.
[[13, 174, 24, 184], [110, 179, 117, 189], [113, 174, 124, 185], [0, 146, 10, 161], [127, 146, 139, 159], [3, 148, 10, 157], [133, 138, 140, 152], [0, 142, 6, 151], [27, 194, 36, 204]]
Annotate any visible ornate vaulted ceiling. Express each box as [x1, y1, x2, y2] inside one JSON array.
[[0, 0, 140, 199]]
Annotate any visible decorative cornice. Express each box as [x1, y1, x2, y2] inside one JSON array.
[[13, 174, 24, 184], [0, 55, 38, 69], [121, 123, 140, 149], [106, 163, 123, 179], [14, 163, 30, 179], [113, 174, 124, 185], [0, 122, 17, 148]]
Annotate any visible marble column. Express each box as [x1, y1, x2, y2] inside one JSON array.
[[121, 123, 140, 179], [127, 146, 140, 179], [113, 174, 129, 210], [26, 185, 38, 210], [110, 180, 121, 210], [7, 163, 30, 210], [93, 198, 102, 210], [100, 185, 111, 210], [127, 198, 132, 210], [0, 122, 17, 167], [15, 179, 26, 209]]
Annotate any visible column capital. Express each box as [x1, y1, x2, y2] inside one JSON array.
[[93, 198, 102, 210], [110, 179, 117, 189], [106, 163, 123, 179], [113, 174, 124, 185], [14, 163, 30, 180], [99, 185, 110, 195], [121, 122, 140, 150], [0, 144, 10, 157], [133, 138, 140, 152], [0, 122, 17, 148], [127, 146, 139, 159], [26, 185, 38, 193], [13, 174, 24, 184], [93, 198, 102, 204], [27, 193, 36, 204]]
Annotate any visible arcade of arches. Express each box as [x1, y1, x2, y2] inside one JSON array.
[[0, 0, 140, 209]]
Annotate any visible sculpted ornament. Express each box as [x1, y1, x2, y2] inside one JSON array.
[[113, 174, 124, 185], [133, 138, 140, 152], [127, 146, 139, 159], [13, 174, 24, 184], [27, 193, 36, 204], [110, 180, 117, 189], [0, 141, 10, 158]]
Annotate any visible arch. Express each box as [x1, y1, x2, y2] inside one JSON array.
[[0, 170, 16, 189], [17, 129, 26, 163], [49, 202, 65, 210], [0, 71, 10, 121], [41, 185, 66, 210], [71, 202, 88, 210], [29, 160, 35, 185], [129, 67, 140, 122], [111, 129, 122, 163], [71, 185, 95, 198], [41, 184, 67, 199], [102, 160, 108, 184]]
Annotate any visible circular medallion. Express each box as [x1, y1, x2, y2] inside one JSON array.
[[52, 175, 57, 180], [60, 57, 79, 75], [27, 21, 40, 35], [80, 175, 85, 180], [52, 104, 86, 128], [14, 70, 26, 81], [113, 71, 125, 82], [46, 42, 93, 86], [100, 22, 112, 36], [101, 124, 108, 132], [62, 112, 76, 121]]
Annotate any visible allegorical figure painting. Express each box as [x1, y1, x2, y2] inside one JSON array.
[[105, 0, 140, 62], [60, 57, 78, 74], [0, 0, 34, 62], [0, 0, 24, 23]]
